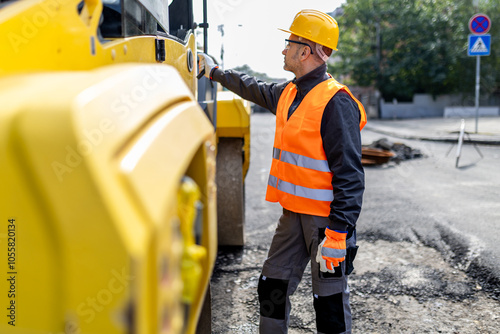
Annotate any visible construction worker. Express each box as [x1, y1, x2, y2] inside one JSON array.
[[199, 9, 366, 334]]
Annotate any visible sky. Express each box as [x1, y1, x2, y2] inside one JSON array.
[[193, 0, 346, 80]]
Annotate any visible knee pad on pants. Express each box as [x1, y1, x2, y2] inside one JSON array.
[[257, 275, 289, 319], [314, 293, 346, 333]]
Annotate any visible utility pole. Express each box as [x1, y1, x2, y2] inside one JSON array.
[[375, 19, 382, 118], [467, 12, 491, 133], [218, 24, 224, 70]]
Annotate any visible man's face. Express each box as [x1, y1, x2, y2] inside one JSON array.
[[282, 34, 302, 73]]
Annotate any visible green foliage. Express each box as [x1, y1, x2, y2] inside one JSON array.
[[330, 0, 499, 102]]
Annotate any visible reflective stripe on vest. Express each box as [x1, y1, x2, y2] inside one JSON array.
[[281, 150, 330, 172], [268, 174, 334, 202], [273, 147, 330, 172]]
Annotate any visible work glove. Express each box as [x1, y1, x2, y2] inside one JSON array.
[[197, 52, 218, 79], [316, 228, 347, 273]]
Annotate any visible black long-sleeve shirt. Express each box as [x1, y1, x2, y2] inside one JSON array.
[[211, 64, 364, 231]]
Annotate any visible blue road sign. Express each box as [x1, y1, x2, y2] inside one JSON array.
[[468, 34, 491, 56], [469, 14, 491, 35]]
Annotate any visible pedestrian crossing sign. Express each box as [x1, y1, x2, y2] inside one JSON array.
[[468, 34, 491, 56]]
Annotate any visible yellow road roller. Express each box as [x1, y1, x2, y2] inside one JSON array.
[[0, 0, 250, 333]]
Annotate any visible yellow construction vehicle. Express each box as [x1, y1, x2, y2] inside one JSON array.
[[0, 0, 249, 333]]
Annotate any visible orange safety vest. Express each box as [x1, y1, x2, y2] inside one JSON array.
[[265, 78, 367, 217]]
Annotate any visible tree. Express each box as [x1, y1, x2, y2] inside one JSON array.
[[231, 64, 285, 83], [330, 0, 499, 103]]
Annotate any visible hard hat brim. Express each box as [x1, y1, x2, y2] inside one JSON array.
[[278, 28, 293, 34], [278, 28, 338, 51], [278, 28, 313, 45]]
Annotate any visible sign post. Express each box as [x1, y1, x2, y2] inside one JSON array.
[[468, 13, 491, 133]]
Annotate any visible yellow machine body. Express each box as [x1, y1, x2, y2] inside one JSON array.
[[216, 90, 251, 179], [0, 0, 247, 333], [0, 0, 196, 92]]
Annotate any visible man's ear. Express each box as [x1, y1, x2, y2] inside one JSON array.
[[300, 46, 311, 60]]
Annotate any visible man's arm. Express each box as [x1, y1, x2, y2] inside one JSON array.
[[321, 91, 365, 231], [211, 68, 289, 115]]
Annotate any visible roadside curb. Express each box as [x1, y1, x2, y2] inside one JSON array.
[[364, 124, 500, 146]]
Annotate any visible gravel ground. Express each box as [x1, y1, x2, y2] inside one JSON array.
[[211, 237, 500, 333]]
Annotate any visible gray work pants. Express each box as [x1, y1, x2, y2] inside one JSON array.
[[258, 208, 355, 334]]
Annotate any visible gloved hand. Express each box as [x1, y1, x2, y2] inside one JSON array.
[[197, 52, 218, 79], [316, 228, 347, 273]]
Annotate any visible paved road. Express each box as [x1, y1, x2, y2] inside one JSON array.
[[210, 113, 500, 333], [361, 122, 500, 297]]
